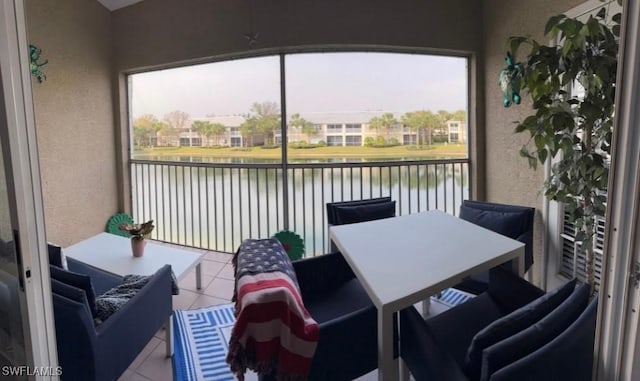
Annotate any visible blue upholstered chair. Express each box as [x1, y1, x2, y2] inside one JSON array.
[[400, 269, 596, 381], [259, 251, 397, 381], [49, 246, 173, 381], [326, 197, 396, 252], [326, 196, 396, 226], [455, 200, 535, 295]]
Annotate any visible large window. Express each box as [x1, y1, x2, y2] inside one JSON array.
[[130, 52, 468, 163], [326, 136, 344, 146], [345, 135, 362, 146], [129, 52, 470, 254]]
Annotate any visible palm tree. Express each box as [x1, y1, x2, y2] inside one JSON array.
[[289, 113, 317, 143], [368, 112, 397, 142], [239, 119, 257, 147], [210, 123, 226, 146], [250, 101, 280, 145], [191, 120, 213, 146], [401, 110, 440, 146], [132, 114, 160, 147]]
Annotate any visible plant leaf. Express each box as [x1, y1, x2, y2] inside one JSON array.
[[545, 15, 566, 35]]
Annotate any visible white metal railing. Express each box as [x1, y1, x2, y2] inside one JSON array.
[[131, 158, 469, 255]]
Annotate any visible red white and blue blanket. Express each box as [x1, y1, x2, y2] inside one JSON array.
[[226, 238, 318, 381]]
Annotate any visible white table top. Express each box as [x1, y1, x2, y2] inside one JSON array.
[[329, 210, 524, 310], [64, 232, 204, 281]]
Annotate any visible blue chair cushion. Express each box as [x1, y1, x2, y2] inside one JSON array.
[[326, 197, 392, 225], [459, 200, 535, 272], [332, 201, 396, 225], [47, 243, 67, 269], [465, 278, 577, 380], [479, 283, 590, 381], [50, 265, 97, 317], [459, 206, 528, 242], [50, 278, 94, 318]]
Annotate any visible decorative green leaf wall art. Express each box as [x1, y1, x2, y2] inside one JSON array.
[[29, 44, 47, 83]]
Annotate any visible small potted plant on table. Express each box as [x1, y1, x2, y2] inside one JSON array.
[[119, 220, 155, 257]]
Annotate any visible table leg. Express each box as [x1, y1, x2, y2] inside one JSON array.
[[422, 298, 430, 318], [377, 307, 398, 381], [195, 262, 202, 290], [511, 253, 524, 276], [165, 315, 174, 357]]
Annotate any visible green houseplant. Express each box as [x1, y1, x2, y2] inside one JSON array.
[[507, 2, 621, 292], [119, 220, 155, 257]]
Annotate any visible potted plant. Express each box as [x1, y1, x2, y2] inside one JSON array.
[[119, 220, 155, 257], [506, 2, 621, 292]]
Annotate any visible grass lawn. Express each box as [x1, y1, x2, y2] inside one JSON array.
[[134, 143, 467, 160]]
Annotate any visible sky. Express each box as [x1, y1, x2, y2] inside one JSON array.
[[130, 52, 468, 120]]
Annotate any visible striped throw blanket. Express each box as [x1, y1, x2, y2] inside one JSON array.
[[226, 238, 319, 381]]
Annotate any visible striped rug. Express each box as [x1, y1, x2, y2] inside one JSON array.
[[173, 303, 236, 381], [432, 288, 476, 308]]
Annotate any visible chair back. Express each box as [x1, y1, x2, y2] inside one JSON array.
[[51, 291, 98, 380], [326, 196, 394, 226], [490, 296, 598, 381], [459, 200, 535, 272], [327, 197, 396, 251]]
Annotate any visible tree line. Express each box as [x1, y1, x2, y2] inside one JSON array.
[[132, 102, 466, 148]]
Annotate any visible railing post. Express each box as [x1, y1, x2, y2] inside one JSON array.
[[280, 54, 290, 230]]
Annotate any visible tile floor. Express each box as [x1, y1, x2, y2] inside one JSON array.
[[115, 246, 410, 381], [117, 247, 235, 381]]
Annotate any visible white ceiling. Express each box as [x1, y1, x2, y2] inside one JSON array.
[[97, 0, 143, 11]]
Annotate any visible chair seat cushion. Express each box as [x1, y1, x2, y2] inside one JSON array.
[[480, 283, 590, 381], [304, 278, 373, 323], [465, 278, 576, 380]]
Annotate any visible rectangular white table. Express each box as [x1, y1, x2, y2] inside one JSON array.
[[64, 232, 205, 356], [329, 210, 525, 381]]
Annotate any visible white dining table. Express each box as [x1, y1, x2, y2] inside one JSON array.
[[329, 210, 525, 381]]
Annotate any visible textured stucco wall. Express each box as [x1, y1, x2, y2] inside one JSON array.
[[25, 0, 117, 246], [112, 0, 483, 72], [482, 0, 583, 285]]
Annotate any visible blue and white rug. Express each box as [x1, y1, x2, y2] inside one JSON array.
[[431, 288, 476, 308], [173, 303, 236, 381]]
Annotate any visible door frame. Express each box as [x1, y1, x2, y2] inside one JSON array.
[[595, 0, 640, 379], [0, 0, 58, 374]]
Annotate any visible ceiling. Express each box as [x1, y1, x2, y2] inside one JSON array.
[[97, 0, 143, 11]]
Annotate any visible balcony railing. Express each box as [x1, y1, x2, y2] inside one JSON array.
[[130, 158, 469, 255]]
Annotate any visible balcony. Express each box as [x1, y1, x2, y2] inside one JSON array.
[[7, 0, 629, 380]]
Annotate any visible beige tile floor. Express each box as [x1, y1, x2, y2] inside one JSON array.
[[115, 246, 412, 381]]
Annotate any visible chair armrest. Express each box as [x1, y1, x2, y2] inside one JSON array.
[[488, 268, 544, 313], [400, 307, 469, 381], [94, 265, 173, 378], [292, 252, 356, 300]]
